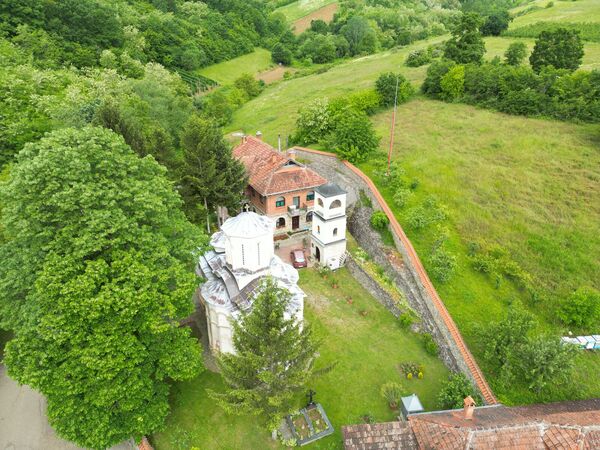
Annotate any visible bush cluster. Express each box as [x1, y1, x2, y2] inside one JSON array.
[[423, 60, 600, 123]]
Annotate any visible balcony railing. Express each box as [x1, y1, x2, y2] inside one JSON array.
[[288, 203, 309, 217]]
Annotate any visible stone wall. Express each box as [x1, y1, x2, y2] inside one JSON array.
[[295, 148, 472, 379]]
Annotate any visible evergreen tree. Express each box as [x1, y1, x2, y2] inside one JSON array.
[[529, 28, 584, 73], [444, 13, 486, 64], [210, 278, 320, 431], [179, 116, 247, 229], [0, 127, 205, 449]]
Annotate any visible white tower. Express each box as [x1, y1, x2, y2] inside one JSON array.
[[311, 183, 347, 270]]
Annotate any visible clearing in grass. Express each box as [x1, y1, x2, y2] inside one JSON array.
[[199, 48, 273, 85], [275, 0, 338, 23]]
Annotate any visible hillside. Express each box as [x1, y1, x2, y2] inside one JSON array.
[[228, 8, 600, 404]]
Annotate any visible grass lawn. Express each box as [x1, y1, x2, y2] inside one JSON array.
[[510, 0, 600, 28], [275, 0, 338, 23], [152, 267, 449, 449], [228, 36, 600, 143], [198, 48, 273, 85], [362, 97, 600, 405]]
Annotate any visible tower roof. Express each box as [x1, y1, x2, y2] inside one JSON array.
[[221, 211, 274, 238], [316, 183, 346, 198]]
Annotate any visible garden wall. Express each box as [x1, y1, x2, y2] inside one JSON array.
[[294, 147, 497, 404]]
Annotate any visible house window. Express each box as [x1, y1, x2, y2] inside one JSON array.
[[260, 195, 265, 204], [317, 225, 320, 234], [307, 191, 315, 201], [293, 196, 300, 207], [333, 228, 338, 237], [276, 196, 285, 207], [306, 211, 313, 222], [277, 217, 286, 228], [330, 199, 342, 209], [318, 198, 324, 208]]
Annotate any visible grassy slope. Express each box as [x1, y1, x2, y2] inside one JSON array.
[[198, 48, 272, 85], [510, 0, 600, 27], [275, 0, 338, 22], [153, 267, 448, 449], [229, 36, 600, 142], [364, 98, 600, 405]]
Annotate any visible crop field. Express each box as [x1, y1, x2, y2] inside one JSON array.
[[275, 0, 338, 23], [293, 2, 339, 34]]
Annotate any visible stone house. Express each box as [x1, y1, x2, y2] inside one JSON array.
[[232, 134, 326, 235]]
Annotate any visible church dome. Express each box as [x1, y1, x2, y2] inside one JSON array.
[[221, 212, 274, 239]]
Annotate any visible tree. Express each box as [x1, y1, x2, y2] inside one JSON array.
[[341, 16, 378, 56], [514, 336, 578, 394], [310, 19, 329, 34], [444, 13, 486, 64], [421, 59, 456, 98], [299, 34, 336, 64], [479, 303, 534, 373], [375, 72, 414, 107], [504, 42, 527, 66], [271, 43, 292, 65], [293, 98, 334, 145], [328, 109, 380, 164], [0, 127, 204, 449], [558, 287, 600, 329], [529, 28, 584, 73], [481, 11, 511, 36], [210, 278, 319, 431], [437, 373, 483, 409], [179, 116, 247, 228]]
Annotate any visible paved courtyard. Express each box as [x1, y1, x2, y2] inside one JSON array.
[[0, 365, 133, 450]]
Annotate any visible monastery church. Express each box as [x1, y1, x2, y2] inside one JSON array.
[[196, 133, 347, 354]]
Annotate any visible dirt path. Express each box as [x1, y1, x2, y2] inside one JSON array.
[[293, 3, 339, 35]]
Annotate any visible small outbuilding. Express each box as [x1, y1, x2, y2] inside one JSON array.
[[400, 394, 424, 419]]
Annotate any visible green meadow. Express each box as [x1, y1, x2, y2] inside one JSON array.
[[275, 0, 338, 22], [198, 48, 273, 85]]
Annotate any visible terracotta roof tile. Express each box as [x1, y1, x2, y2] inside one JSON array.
[[233, 136, 326, 195], [583, 430, 600, 449], [342, 422, 418, 450]]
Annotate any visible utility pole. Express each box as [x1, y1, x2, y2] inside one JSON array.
[[387, 75, 400, 177]]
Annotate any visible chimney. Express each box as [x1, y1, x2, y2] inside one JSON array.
[[256, 131, 263, 140], [463, 396, 476, 420], [287, 148, 296, 161]]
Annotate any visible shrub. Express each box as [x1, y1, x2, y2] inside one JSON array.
[[380, 382, 403, 408], [405, 49, 431, 67], [398, 313, 414, 329], [293, 98, 333, 145], [234, 73, 262, 98], [428, 246, 457, 283], [375, 72, 414, 107], [406, 206, 430, 229], [347, 89, 382, 115], [504, 42, 528, 66], [393, 188, 412, 208], [438, 373, 483, 409], [272, 43, 293, 65], [440, 65, 465, 101], [558, 287, 600, 329], [422, 333, 439, 356], [370, 211, 389, 230], [329, 109, 380, 163], [422, 59, 455, 98]]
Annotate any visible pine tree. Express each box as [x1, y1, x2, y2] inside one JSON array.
[[210, 278, 319, 431], [179, 116, 246, 229]]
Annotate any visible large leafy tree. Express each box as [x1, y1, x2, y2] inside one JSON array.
[[437, 373, 483, 409], [0, 127, 206, 449], [444, 13, 486, 64], [210, 278, 319, 431], [529, 28, 584, 73], [179, 116, 247, 228]]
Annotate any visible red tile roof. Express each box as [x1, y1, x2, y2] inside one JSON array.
[[342, 399, 600, 450], [232, 136, 326, 195]]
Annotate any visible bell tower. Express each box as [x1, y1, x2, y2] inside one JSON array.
[[311, 183, 347, 270]]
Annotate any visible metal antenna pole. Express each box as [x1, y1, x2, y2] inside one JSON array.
[[387, 75, 400, 177]]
